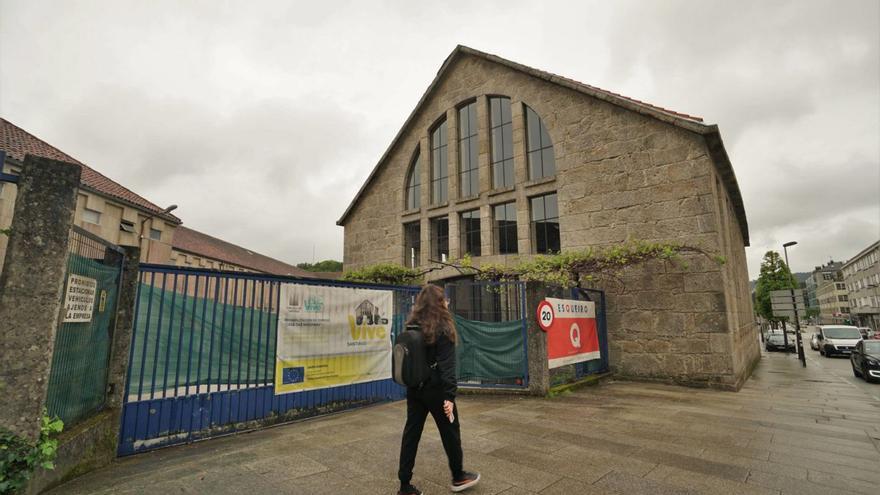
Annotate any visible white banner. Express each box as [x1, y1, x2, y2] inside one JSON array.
[[63, 274, 97, 323], [275, 284, 393, 394]]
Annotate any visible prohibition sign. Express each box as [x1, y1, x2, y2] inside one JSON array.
[[537, 300, 554, 332]]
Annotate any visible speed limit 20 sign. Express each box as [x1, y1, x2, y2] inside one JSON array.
[[537, 300, 554, 332]]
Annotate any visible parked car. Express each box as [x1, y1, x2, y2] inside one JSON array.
[[850, 340, 880, 383], [817, 325, 863, 357], [765, 331, 795, 352], [858, 327, 875, 339], [810, 332, 821, 351]]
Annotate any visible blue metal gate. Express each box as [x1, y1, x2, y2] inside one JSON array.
[[118, 264, 419, 456]]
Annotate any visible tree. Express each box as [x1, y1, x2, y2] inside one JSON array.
[[296, 260, 343, 272], [754, 251, 796, 328]]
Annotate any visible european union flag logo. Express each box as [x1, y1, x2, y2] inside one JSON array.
[[282, 367, 305, 384]]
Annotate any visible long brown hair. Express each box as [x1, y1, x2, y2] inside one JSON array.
[[406, 284, 457, 345]]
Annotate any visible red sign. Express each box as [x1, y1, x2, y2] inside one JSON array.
[[536, 300, 554, 332], [541, 297, 600, 369]]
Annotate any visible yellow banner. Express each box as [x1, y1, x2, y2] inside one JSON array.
[[274, 284, 393, 395]]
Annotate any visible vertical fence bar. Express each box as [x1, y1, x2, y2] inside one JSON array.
[[136, 272, 156, 401], [124, 270, 145, 401], [161, 273, 179, 398], [173, 274, 189, 397], [195, 275, 209, 395], [227, 276, 239, 391], [148, 272, 166, 400], [245, 279, 257, 390], [217, 276, 230, 395], [185, 275, 200, 396]]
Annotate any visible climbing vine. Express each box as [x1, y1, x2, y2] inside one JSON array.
[[342, 241, 722, 288]]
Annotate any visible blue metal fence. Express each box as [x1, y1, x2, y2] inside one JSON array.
[[118, 264, 419, 456], [572, 287, 610, 379]]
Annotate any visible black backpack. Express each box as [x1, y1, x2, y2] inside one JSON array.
[[392, 324, 435, 387]]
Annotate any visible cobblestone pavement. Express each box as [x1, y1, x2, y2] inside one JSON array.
[[50, 350, 880, 495]]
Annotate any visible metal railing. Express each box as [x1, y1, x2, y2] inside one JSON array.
[[119, 264, 419, 455], [45, 226, 125, 427]]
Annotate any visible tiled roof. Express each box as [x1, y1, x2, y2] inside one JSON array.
[[172, 226, 310, 277], [0, 117, 181, 223]]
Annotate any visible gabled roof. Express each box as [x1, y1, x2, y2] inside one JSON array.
[[172, 225, 310, 277], [0, 117, 181, 224], [337, 45, 749, 246]]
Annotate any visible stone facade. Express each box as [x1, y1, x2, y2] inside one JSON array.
[[339, 46, 758, 389]]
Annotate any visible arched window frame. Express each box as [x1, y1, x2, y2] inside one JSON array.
[[457, 99, 479, 198], [430, 117, 449, 204], [525, 105, 556, 180], [404, 148, 421, 210], [489, 95, 514, 189]]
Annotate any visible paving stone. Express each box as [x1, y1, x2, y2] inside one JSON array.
[[746, 469, 862, 495], [593, 470, 697, 494]]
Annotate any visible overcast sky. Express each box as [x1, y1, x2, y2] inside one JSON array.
[[1, 0, 877, 278]]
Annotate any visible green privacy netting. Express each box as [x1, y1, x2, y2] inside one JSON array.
[[45, 253, 121, 426], [127, 282, 278, 397], [453, 314, 526, 382]]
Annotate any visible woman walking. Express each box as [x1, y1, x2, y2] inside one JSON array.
[[397, 285, 480, 495]]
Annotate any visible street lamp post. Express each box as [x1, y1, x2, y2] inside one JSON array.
[[783, 241, 806, 367]]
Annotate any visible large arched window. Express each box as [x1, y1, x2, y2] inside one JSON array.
[[525, 106, 555, 180], [458, 101, 479, 197], [490, 97, 514, 188], [431, 119, 449, 204], [405, 150, 421, 210]]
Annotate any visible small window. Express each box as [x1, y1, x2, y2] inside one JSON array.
[[531, 193, 560, 254], [460, 209, 481, 257], [405, 151, 421, 210], [149, 228, 162, 241], [430, 217, 449, 261], [120, 220, 136, 233], [458, 102, 479, 198], [83, 208, 101, 225], [431, 120, 449, 204], [404, 221, 421, 268], [490, 97, 514, 189], [493, 202, 518, 255], [525, 106, 555, 180]]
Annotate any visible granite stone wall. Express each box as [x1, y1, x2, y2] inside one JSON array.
[[341, 52, 758, 389]]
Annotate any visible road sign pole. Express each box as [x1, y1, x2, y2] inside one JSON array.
[[783, 243, 806, 368]]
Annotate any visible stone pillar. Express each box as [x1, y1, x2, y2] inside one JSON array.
[[0, 155, 81, 441], [525, 282, 550, 395], [106, 246, 140, 409]]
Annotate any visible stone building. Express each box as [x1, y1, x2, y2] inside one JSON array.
[[338, 46, 757, 390], [843, 240, 880, 330], [0, 118, 307, 277]]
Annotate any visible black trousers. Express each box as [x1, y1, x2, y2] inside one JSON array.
[[398, 385, 463, 484]]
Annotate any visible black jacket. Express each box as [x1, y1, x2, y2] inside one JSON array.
[[430, 331, 457, 402]]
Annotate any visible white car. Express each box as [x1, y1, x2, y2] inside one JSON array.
[[817, 325, 863, 357]]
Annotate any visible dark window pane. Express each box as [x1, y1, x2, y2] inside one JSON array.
[[503, 160, 514, 188], [490, 98, 500, 125], [527, 109, 541, 151], [404, 222, 421, 267], [502, 123, 513, 159], [545, 193, 558, 219], [459, 106, 470, 136], [542, 148, 556, 176], [528, 150, 542, 180], [500, 98, 511, 123], [531, 196, 545, 221], [432, 217, 449, 261]]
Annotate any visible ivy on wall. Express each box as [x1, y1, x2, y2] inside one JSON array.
[[342, 240, 723, 288]]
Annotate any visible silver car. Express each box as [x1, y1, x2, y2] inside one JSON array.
[[810, 332, 821, 351]]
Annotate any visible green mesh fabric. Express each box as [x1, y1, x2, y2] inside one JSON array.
[[45, 254, 121, 426], [454, 314, 526, 382], [127, 282, 277, 397]]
